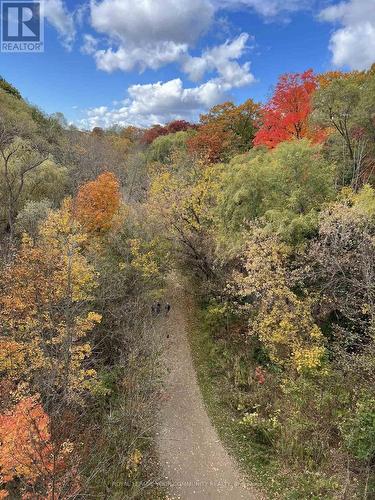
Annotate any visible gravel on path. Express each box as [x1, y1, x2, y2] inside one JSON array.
[[156, 286, 264, 500]]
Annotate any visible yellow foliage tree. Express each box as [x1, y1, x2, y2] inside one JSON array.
[[233, 232, 325, 372], [148, 164, 222, 279], [0, 199, 101, 399], [128, 238, 160, 279]]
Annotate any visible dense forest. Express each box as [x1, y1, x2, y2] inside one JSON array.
[[0, 66, 374, 498]]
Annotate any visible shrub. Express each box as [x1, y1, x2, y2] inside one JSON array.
[[341, 394, 375, 462]]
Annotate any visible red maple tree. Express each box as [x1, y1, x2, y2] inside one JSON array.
[[254, 69, 323, 148], [140, 120, 194, 144]]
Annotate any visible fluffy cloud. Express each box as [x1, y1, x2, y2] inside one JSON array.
[[93, 42, 189, 72], [320, 0, 375, 70], [80, 77, 237, 129], [90, 0, 214, 45], [182, 33, 254, 87], [128, 79, 221, 115], [87, 0, 213, 71], [81, 34, 98, 55], [44, 0, 76, 49], [47, 0, 313, 53], [85, 0, 312, 73], [86, 0, 265, 77], [79, 30, 256, 130], [79, 2, 257, 130]]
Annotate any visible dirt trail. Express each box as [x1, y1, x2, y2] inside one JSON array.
[[156, 283, 263, 500]]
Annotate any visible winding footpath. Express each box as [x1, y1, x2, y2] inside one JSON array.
[[156, 284, 263, 500]]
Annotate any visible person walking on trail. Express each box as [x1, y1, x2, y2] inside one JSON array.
[[165, 303, 171, 317], [152, 301, 170, 318]]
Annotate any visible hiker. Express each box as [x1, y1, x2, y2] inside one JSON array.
[[165, 303, 171, 316], [156, 302, 161, 315]]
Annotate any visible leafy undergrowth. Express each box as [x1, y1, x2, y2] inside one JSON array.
[[82, 363, 165, 499], [188, 308, 369, 500]]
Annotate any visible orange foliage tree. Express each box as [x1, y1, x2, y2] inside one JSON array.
[[0, 396, 54, 487], [0, 396, 78, 499], [254, 69, 324, 148], [317, 69, 366, 89], [75, 172, 121, 233], [317, 70, 346, 89], [188, 100, 260, 163], [187, 124, 233, 164]]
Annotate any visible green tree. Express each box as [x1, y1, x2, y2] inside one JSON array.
[[218, 140, 335, 245], [312, 70, 375, 189], [200, 99, 260, 153], [15, 199, 52, 242], [147, 130, 193, 164]]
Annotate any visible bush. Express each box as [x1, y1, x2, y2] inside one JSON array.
[[15, 199, 52, 241], [341, 394, 375, 462]]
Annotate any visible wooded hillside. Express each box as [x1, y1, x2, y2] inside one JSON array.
[[0, 66, 374, 498]]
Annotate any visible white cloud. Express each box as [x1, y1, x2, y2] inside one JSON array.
[[93, 42, 189, 72], [79, 77, 240, 129], [46, 0, 314, 54], [44, 0, 76, 49], [80, 4, 257, 130], [128, 78, 223, 114], [90, 0, 214, 45], [84, 0, 315, 75], [78, 0, 325, 130], [86, 0, 214, 71], [182, 33, 254, 87], [320, 0, 375, 70], [84, 2, 255, 97], [81, 33, 98, 55], [86, 0, 262, 77]]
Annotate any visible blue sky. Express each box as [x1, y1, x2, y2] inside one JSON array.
[[0, 0, 374, 129]]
